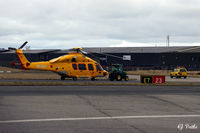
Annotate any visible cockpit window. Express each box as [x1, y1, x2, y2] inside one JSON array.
[[96, 64, 103, 71]]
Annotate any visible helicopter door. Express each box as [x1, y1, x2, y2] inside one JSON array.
[[72, 63, 78, 75], [78, 63, 88, 78]]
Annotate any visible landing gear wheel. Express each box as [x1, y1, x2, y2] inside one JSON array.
[[184, 76, 187, 79], [72, 77, 77, 81], [61, 76, 65, 80], [91, 77, 95, 81], [116, 74, 122, 81], [124, 76, 129, 81], [170, 76, 173, 78]]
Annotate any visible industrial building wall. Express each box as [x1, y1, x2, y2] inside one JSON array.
[[98, 53, 200, 70], [0, 52, 200, 70]]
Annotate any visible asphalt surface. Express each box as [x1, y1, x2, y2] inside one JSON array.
[[0, 86, 200, 133], [0, 79, 137, 83], [0, 75, 200, 83], [129, 75, 200, 83]]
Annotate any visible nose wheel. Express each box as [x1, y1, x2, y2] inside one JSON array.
[[91, 77, 95, 81], [61, 76, 65, 80], [72, 77, 77, 81]]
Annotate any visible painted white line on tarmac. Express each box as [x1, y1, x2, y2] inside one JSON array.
[[0, 115, 200, 124]]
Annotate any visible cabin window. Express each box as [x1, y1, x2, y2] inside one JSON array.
[[96, 64, 103, 71], [78, 64, 86, 70], [88, 64, 94, 71], [72, 64, 77, 70]]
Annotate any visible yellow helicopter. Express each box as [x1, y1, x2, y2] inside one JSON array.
[[6, 41, 109, 80]]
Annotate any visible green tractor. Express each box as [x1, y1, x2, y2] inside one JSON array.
[[109, 64, 129, 81]]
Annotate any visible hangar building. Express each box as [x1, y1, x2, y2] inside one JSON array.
[[0, 46, 200, 70]]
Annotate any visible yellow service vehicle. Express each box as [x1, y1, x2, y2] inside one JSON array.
[[170, 67, 187, 79]]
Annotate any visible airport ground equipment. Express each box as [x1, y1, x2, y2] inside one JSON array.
[[170, 67, 187, 79], [109, 64, 129, 81]]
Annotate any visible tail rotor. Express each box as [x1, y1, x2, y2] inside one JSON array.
[[0, 41, 28, 53]]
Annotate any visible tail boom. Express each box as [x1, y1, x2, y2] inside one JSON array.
[[16, 49, 53, 71]]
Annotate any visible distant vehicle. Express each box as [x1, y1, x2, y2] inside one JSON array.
[[109, 64, 129, 81], [170, 67, 187, 79], [1, 42, 109, 81]]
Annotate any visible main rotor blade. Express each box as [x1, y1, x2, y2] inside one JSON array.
[[38, 49, 61, 54], [18, 41, 28, 49], [80, 49, 88, 54], [8, 47, 17, 51], [85, 50, 123, 59], [99, 53, 123, 59], [86, 53, 100, 63], [0, 49, 10, 53]]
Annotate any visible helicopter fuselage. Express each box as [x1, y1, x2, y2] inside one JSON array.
[[16, 49, 108, 80]]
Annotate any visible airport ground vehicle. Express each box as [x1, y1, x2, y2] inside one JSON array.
[[170, 67, 187, 79], [1, 42, 108, 80], [109, 64, 129, 81]]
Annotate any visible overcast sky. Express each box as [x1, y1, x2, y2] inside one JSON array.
[[0, 0, 200, 49]]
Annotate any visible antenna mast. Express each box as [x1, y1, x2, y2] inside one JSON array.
[[167, 35, 170, 47]]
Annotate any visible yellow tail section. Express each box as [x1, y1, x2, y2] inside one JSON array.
[[16, 49, 30, 70], [16, 49, 52, 71]]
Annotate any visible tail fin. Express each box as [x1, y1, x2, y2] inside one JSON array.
[[16, 49, 30, 70]]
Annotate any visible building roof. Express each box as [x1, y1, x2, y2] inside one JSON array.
[[1, 46, 200, 54], [82, 47, 191, 53]]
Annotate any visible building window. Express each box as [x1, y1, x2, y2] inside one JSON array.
[[78, 64, 86, 70], [88, 64, 94, 71], [72, 64, 77, 70]]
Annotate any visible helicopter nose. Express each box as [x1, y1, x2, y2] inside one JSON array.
[[103, 71, 108, 76]]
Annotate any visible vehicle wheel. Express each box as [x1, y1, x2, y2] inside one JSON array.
[[72, 77, 77, 81], [184, 76, 187, 79], [116, 74, 122, 81], [170, 76, 173, 78], [91, 77, 95, 81], [124, 76, 129, 81], [61, 76, 65, 80]]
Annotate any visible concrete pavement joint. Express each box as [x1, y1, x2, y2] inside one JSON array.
[[0, 115, 200, 124]]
